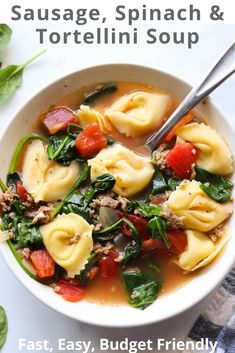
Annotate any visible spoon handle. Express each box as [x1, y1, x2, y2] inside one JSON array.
[[146, 42, 235, 151]]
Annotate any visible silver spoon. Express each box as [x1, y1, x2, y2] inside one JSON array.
[[146, 42, 235, 151]]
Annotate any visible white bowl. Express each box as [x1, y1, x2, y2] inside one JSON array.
[[0, 64, 234, 327]]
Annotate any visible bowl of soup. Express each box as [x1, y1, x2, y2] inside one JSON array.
[[0, 64, 234, 327]]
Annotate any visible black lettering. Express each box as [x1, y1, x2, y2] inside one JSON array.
[[76, 9, 87, 25], [188, 32, 199, 49], [51, 9, 61, 21], [38, 9, 49, 21], [190, 5, 200, 21], [159, 32, 170, 44], [24, 8, 34, 21], [178, 9, 187, 21], [50, 32, 60, 44], [83, 32, 94, 44], [64, 32, 71, 44], [63, 9, 73, 22], [90, 9, 100, 21], [11, 5, 21, 20], [146, 29, 157, 44], [164, 9, 174, 21], [36, 28, 47, 44], [115, 6, 126, 21]]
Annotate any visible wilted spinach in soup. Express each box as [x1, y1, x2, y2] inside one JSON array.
[[0, 81, 233, 309]]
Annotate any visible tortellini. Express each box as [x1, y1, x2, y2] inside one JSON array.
[[88, 144, 154, 197], [177, 227, 231, 271], [77, 105, 111, 132], [22, 140, 79, 203], [40, 213, 93, 277], [167, 180, 233, 231], [105, 90, 172, 137], [177, 123, 233, 176]]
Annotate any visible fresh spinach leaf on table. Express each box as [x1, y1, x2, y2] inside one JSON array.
[[195, 165, 233, 202], [0, 24, 12, 50], [0, 50, 46, 104], [0, 306, 8, 348]]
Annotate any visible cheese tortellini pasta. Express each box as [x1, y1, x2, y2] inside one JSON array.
[[22, 140, 79, 203], [77, 105, 111, 132], [177, 227, 231, 271], [88, 144, 154, 197], [177, 123, 233, 176], [40, 213, 93, 277], [167, 180, 233, 231], [105, 90, 172, 137]]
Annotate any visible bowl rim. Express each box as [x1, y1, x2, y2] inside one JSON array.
[[0, 63, 234, 327]]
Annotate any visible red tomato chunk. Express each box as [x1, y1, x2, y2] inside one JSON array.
[[100, 250, 119, 278], [30, 249, 55, 279], [75, 122, 107, 158], [42, 106, 77, 135], [16, 181, 28, 202], [142, 230, 187, 255], [118, 212, 150, 240], [166, 142, 198, 179], [55, 280, 85, 303]]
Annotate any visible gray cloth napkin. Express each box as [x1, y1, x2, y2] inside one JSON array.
[[184, 267, 235, 353]]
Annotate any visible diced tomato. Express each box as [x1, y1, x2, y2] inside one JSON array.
[[41, 106, 77, 135], [16, 181, 28, 202], [56, 280, 85, 303], [142, 230, 187, 255], [30, 249, 55, 279], [166, 142, 198, 179], [164, 112, 194, 142], [75, 122, 107, 158], [100, 250, 119, 278], [167, 230, 187, 255], [118, 212, 150, 240]]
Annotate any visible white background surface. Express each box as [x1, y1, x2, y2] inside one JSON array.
[[0, 5, 235, 353]]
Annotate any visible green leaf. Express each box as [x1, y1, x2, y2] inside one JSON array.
[[147, 216, 171, 248], [195, 165, 233, 203], [50, 163, 89, 218], [123, 218, 141, 263], [91, 173, 116, 193], [0, 306, 7, 348], [0, 24, 12, 50], [0, 49, 46, 104], [82, 83, 117, 105], [2, 214, 43, 248], [152, 170, 168, 194], [0, 177, 7, 192], [47, 133, 77, 165], [126, 200, 161, 218], [121, 270, 162, 310], [8, 133, 47, 174]]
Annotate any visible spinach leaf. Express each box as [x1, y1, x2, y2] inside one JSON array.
[[195, 165, 233, 202], [82, 83, 117, 105], [0, 50, 46, 104], [62, 174, 115, 219], [79, 253, 97, 285], [51, 163, 89, 218], [0, 177, 7, 192], [0, 24, 12, 50], [123, 218, 141, 263], [47, 133, 77, 165], [167, 177, 181, 191], [126, 200, 161, 218], [152, 170, 168, 194], [8, 133, 47, 174], [2, 214, 42, 248], [147, 216, 170, 248], [121, 270, 162, 310], [91, 173, 116, 193], [94, 219, 123, 235], [6, 172, 26, 215], [0, 306, 7, 348], [6, 172, 21, 192]]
